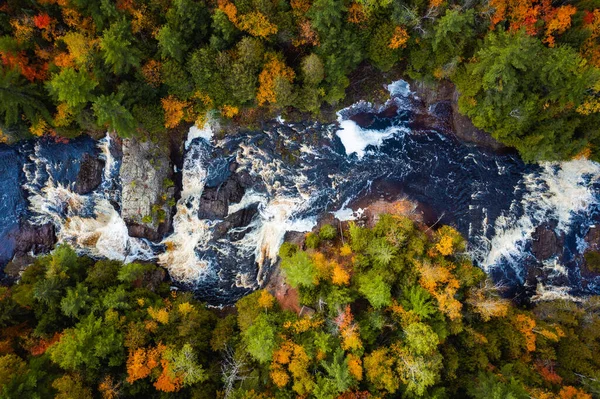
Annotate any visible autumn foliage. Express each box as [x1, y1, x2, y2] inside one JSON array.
[[33, 14, 52, 29], [257, 54, 295, 106], [2, 218, 600, 398], [161, 96, 190, 129]]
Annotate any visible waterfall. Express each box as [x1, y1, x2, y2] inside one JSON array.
[[4, 81, 600, 304]]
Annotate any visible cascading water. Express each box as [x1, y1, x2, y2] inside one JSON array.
[[2, 80, 600, 304]]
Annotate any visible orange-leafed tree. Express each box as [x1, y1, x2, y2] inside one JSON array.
[[558, 386, 593, 399], [543, 5, 577, 47], [126, 348, 151, 384], [154, 358, 183, 392], [238, 12, 278, 38], [161, 96, 190, 129], [98, 376, 120, 399], [257, 54, 295, 106], [513, 313, 537, 352], [389, 26, 409, 49], [33, 14, 52, 29], [347, 3, 368, 25]]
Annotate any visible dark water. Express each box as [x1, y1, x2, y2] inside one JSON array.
[[0, 145, 25, 264], [0, 137, 99, 266], [2, 87, 600, 304]]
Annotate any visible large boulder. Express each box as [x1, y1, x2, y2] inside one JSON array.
[[531, 223, 564, 261], [204, 169, 261, 241], [120, 139, 174, 242], [585, 225, 600, 251], [410, 79, 507, 151], [4, 222, 55, 278], [198, 178, 245, 220], [450, 89, 506, 151], [74, 153, 104, 194]]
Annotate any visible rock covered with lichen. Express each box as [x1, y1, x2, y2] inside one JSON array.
[[120, 138, 175, 241]]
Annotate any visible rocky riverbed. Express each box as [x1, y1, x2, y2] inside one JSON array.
[[2, 80, 600, 305]]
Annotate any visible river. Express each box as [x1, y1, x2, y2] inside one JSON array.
[[1, 81, 599, 305]]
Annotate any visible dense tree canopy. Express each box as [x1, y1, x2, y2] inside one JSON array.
[[2, 216, 600, 397]]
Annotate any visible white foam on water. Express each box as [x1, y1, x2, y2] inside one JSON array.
[[232, 143, 318, 273], [185, 120, 214, 150], [531, 283, 583, 302], [22, 78, 600, 303], [288, 216, 317, 232], [159, 142, 214, 283], [97, 133, 116, 183], [25, 135, 154, 262], [28, 181, 154, 262], [542, 257, 568, 278], [335, 120, 403, 159], [475, 159, 600, 278], [333, 206, 357, 221], [387, 79, 411, 97], [228, 190, 267, 215], [232, 196, 313, 283]]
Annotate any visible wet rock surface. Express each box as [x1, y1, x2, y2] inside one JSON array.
[[74, 153, 104, 194], [198, 177, 245, 220], [4, 222, 55, 278], [120, 138, 174, 242], [532, 223, 565, 261], [410, 79, 507, 151], [203, 169, 260, 241], [585, 225, 600, 251], [451, 104, 506, 152]]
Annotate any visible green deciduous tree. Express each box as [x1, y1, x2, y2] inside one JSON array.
[[164, 344, 208, 387], [281, 251, 318, 288], [242, 314, 276, 363], [468, 371, 529, 399], [403, 322, 439, 355], [48, 314, 123, 372]]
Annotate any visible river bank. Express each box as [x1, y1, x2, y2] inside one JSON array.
[[2, 78, 600, 306]]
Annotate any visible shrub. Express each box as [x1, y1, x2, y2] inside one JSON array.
[[305, 232, 320, 249], [319, 224, 337, 240]]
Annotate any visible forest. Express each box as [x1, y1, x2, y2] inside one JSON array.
[[1, 0, 600, 161], [1, 215, 600, 398]]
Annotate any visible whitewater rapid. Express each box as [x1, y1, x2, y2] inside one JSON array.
[[3, 80, 600, 303]]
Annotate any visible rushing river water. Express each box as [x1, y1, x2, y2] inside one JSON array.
[[1, 81, 600, 304]]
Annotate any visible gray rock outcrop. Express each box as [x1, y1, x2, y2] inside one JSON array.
[[120, 138, 174, 242]]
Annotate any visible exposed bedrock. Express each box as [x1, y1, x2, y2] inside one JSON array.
[[531, 222, 565, 261], [200, 165, 260, 241], [74, 153, 104, 194], [4, 222, 55, 278], [410, 79, 507, 151], [120, 138, 175, 242]]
